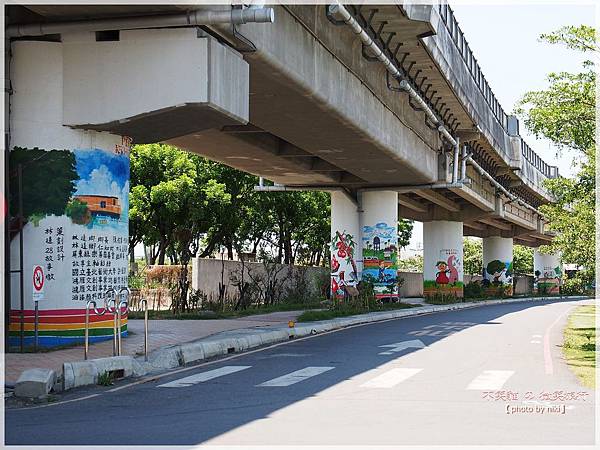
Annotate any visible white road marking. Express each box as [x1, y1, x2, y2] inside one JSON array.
[[530, 340, 541, 344], [467, 370, 515, 390], [378, 339, 425, 355], [257, 366, 334, 387], [532, 334, 542, 338], [158, 366, 251, 388], [360, 368, 422, 388]]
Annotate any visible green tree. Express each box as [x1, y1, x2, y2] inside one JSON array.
[[463, 237, 482, 277], [515, 25, 596, 280], [130, 144, 231, 312], [397, 219, 413, 249], [397, 254, 423, 272], [9, 147, 78, 233], [513, 244, 534, 276]]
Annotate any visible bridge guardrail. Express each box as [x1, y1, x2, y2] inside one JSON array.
[[438, 4, 559, 181]]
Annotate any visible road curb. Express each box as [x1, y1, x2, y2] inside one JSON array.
[[17, 295, 590, 395]]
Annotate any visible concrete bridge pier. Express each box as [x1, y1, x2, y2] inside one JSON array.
[[482, 236, 514, 296], [8, 40, 129, 348], [360, 191, 399, 300], [423, 221, 464, 298], [330, 190, 399, 300], [534, 249, 562, 294], [330, 191, 361, 299]]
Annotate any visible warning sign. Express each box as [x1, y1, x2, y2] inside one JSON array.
[[32, 265, 45, 301]]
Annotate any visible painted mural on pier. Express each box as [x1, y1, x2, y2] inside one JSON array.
[[330, 230, 358, 299], [534, 265, 562, 295], [361, 222, 398, 298], [9, 139, 130, 347], [424, 248, 463, 297], [483, 259, 513, 295]]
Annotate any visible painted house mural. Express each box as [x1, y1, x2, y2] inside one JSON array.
[[9, 139, 130, 348], [361, 222, 398, 299]]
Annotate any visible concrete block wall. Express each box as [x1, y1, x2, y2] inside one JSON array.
[[514, 276, 534, 295], [191, 258, 328, 303], [192, 259, 534, 302], [397, 272, 423, 298]]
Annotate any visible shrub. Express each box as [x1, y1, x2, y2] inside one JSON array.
[[561, 277, 586, 296], [145, 265, 190, 287], [97, 371, 114, 386], [464, 281, 485, 299]]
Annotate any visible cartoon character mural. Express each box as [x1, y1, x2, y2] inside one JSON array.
[[362, 222, 398, 299], [435, 260, 449, 284], [424, 249, 463, 297], [330, 231, 358, 299], [535, 265, 562, 295], [483, 259, 513, 295]]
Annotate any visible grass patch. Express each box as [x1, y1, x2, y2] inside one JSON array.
[[297, 302, 417, 322], [562, 304, 595, 389], [128, 301, 323, 320], [97, 371, 115, 386]]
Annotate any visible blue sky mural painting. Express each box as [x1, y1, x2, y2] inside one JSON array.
[[9, 142, 130, 347], [73, 148, 129, 233], [362, 222, 398, 298]]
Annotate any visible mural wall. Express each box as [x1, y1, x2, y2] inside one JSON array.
[[534, 265, 562, 295], [330, 230, 358, 298], [9, 139, 130, 347], [483, 260, 514, 295], [482, 236, 513, 296], [361, 222, 398, 299], [423, 248, 464, 297], [533, 249, 562, 295], [423, 221, 464, 298]]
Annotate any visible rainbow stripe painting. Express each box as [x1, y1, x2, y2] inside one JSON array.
[[9, 307, 127, 348]]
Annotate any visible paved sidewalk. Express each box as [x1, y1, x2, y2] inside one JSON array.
[[4, 310, 302, 384]]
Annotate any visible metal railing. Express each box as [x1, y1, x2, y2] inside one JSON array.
[[116, 287, 130, 356], [84, 287, 132, 360], [438, 3, 559, 181], [85, 299, 109, 360], [105, 289, 118, 356], [141, 299, 149, 361], [521, 140, 560, 178], [438, 4, 509, 131], [84, 288, 116, 360]]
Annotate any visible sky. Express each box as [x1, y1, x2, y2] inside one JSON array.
[[405, 1, 597, 256]]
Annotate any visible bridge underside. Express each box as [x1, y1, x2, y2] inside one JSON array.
[[6, 4, 556, 245]]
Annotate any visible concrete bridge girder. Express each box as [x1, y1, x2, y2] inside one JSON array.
[[62, 28, 250, 143], [10, 4, 555, 244]]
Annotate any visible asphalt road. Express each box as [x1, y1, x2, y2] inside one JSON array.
[[5, 298, 595, 447]]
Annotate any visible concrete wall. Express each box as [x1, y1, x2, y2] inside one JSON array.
[[191, 258, 534, 302], [514, 276, 533, 295], [398, 272, 423, 298], [191, 258, 328, 303], [464, 275, 484, 284]]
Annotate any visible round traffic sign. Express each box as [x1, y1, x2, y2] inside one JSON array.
[[33, 265, 44, 292]]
